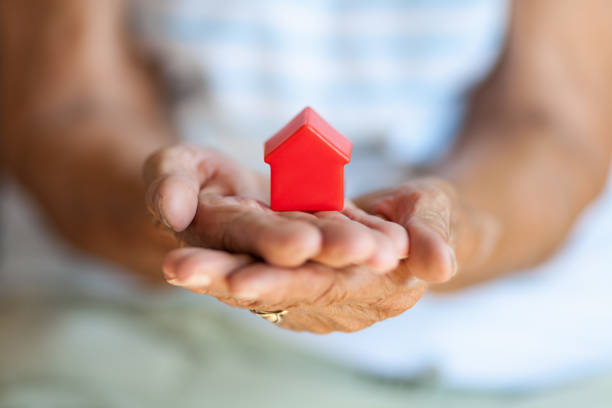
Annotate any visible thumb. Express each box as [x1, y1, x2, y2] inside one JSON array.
[[143, 146, 211, 232], [363, 180, 457, 284], [145, 173, 199, 232], [403, 217, 457, 284], [399, 182, 457, 284]]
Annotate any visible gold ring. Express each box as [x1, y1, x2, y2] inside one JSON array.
[[250, 309, 288, 324]]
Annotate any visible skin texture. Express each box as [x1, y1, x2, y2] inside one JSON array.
[[143, 147, 446, 332], [142, 146, 409, 273], [1, 0, 612, 332]]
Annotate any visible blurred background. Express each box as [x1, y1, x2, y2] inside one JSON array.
[[1, 0, 612, 407], [2, 177, 612, 406]]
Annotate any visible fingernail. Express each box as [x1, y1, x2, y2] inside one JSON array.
[[163, 266, 212, 288], [163, 270, 180, 286], [156, 197, 172, 229], [447, 245, 458, 277]]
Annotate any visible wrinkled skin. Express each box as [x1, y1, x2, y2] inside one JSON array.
[[144, 145, 457, 333]]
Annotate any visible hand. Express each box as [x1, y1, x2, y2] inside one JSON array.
[[143, 145, 408, 271], [159, 178, 461, 333], [354, 178, 460, 284], [162, 247, 427, 333]]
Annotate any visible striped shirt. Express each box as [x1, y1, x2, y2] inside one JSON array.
[[130, 0, 509, 169]]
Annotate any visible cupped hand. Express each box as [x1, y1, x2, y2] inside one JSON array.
[[162, 247, 427, 333], [159, 178, 460, 333], [143, 145, 408, 272]]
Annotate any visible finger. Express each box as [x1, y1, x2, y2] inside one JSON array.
[[145, 174, 200, 232], [144, 145, 225, 232], [361, 230, 402, 273], [189, 195, 322, 267], [162, 247, 252, 296], [227, 262, 390, 311], [397, 183, 456, 283], [342, 206, 408, 272], [282, 210, 401, 272], [226, 262, 348, 309], [403, 219, 457, 283], [282, 211, 377, 268], [342, 206, 409, 257]]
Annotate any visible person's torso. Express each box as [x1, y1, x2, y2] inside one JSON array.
[[130, 0, 509, 175]]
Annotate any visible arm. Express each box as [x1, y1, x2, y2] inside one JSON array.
[[0, 0, 407, 281], [358, 0, 612, 289], [0, 0, 177, 277], [440, 0, 612, 287]]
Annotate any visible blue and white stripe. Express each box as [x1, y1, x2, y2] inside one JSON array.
[[131, 0, 509, 165]]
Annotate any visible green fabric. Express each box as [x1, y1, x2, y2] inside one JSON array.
[[1, 293, 610, 408]]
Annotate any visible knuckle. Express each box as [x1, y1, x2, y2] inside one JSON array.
[[429, 189, 452, 217], [145, 145, 203, 180], [418, 208, 449, 235], [413, 188, 449, 215], [143, 146, 182, 182], [412, 198, 451, 241], [397, 180, 453, 221], [163, 146, 197, 169]]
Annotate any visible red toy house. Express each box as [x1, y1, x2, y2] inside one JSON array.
[[264, 107, 353, 212]]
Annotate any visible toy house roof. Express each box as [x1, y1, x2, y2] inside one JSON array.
[[264, 107, 353, 163]]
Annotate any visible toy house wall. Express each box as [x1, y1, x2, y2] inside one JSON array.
[[270, 162, 344, 211]]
